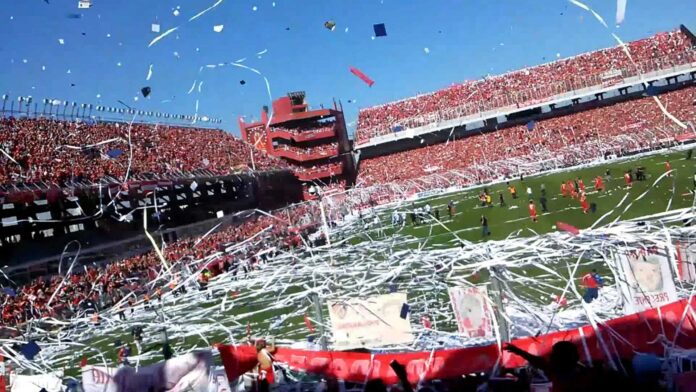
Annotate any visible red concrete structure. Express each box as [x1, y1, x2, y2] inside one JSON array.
[[239, 92, 355, 199]]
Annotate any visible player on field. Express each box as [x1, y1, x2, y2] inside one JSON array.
[[560, 182, 568, 197], [577, 178, 585, 193], [665, 161, 672, 177], [624, 171, 632, 187], [508, 183, 518, 199], [528, 200, 538, 222], [568, 180, 578, 199], [594, 175, 604, 192], [579, 191, 589, 214]]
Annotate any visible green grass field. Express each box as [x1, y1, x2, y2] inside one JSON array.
[[348, 149, 695, 246], [39, 148, 696, 378]]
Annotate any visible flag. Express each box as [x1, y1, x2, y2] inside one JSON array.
[[106, 149, 123, 158], [556, 221, 580, 235], [80, 357, 88, 367], [304, 314, 316, 332], [399, 303, 410, 319], [349, 67, 374, 87], [2, 287, 16, 297], [20, 341, 41, 360]]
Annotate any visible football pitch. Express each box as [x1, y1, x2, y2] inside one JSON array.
[[347, 149, 696, 246], [30, 148, 696, 377]]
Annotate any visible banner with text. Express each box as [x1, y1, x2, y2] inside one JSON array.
[[617, 246, 678, 314], [327, 292, 414, 349], [81, 351, 212, 392]]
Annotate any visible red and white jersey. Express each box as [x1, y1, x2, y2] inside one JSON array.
[[528, 204, 537, 215]]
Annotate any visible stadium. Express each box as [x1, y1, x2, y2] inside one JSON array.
[[1, 1, 696, 391]]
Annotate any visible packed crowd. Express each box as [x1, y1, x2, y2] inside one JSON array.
[[357, 86, 696, 187], [0, 118, 289, 187], [356, 29, 695, 143], [269, 122, 336, 141], [0, 204, 322, 327], [292, 162, 343, 176], [273, 142, 339, 159]]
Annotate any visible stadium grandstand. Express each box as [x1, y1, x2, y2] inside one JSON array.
[[354, 26, 696, 147], [4, 4, 696, 389], [352, 26, 696, 203]]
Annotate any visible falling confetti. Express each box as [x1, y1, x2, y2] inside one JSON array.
[[373, 23, 387, 37], [424, 47, 430, 54], [58, 38, 65, 45], [616, 0, 627, 25], [349, 66, 374, 87], [146, 64, 154, 81], [213, 24, 224, 33]]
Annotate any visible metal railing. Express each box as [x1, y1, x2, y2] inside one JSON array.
[[0, 94, 223, 128]]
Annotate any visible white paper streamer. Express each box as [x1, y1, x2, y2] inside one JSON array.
[[616, 0, 627, 25], [148, 26, 179, 48]]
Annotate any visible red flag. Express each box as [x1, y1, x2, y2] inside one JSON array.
[[421, 315, 432, 329], [80, 356, 87, 367], [349, 66, 374, 87], [304, 314, 316, 332], [556, 221, 580, 235]]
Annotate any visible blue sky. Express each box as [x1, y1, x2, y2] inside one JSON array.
[[0, 0, 694, 137]]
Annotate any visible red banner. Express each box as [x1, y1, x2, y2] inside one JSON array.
[[219, 298, 696, 385]]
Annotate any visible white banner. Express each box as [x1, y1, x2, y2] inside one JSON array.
[[448, 286, 493, 338], [617, 246, 678, 313], [328, 292, 414, 349], [676, 240, 696, 283], [82, 351, 212, 392], [81, 366, 117, 392], [9, 371, 65, 392]]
